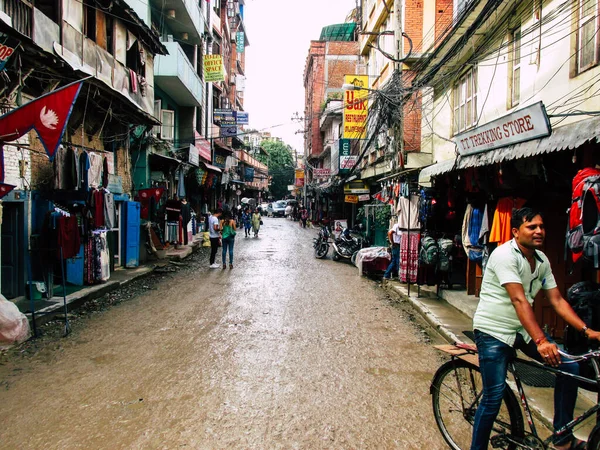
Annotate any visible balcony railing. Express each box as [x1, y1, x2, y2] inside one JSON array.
[[4, 0, 32, 37], [155, 41, 203, 107]]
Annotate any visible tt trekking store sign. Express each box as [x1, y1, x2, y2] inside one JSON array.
[[454, 102, 551, 156]]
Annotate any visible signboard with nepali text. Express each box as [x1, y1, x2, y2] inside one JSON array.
[[295, 169, 305, 187], [345, 195, 358, 204], [343, 75, 368, 139], [203, 55, 224, 82], [454, 101, 551, 156]]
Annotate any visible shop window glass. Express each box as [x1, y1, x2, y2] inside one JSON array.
[[161, 110, 175, 140]]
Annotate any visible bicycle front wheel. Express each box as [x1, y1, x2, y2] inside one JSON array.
[[431, 359, 524, 450]]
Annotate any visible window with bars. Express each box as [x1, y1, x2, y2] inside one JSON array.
[[509, 28, 521, 107], [578, 0, 599, 72], [452, 68, 478, 135], [153, 100, 161, 136]]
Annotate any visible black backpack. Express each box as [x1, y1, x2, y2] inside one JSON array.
[[564, 281, 600, 354], [419, 236, 439, 266]]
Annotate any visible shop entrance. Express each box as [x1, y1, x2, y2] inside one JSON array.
[[1, 202, 24, 299]]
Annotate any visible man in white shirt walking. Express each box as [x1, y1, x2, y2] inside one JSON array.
[[383, 220, 402, 280], [208, 209, 222, 268]]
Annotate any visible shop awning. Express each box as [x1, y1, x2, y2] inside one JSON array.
[[214, 139, 234, 153], [149, 152, 182, 167], [419, 116, 600, 183], [202, 162, 222, 173]]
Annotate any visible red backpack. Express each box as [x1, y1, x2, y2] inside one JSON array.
[[567, 167, 600, 266]]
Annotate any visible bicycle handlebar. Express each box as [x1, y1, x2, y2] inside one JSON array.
[[557, 348, 600, 362]]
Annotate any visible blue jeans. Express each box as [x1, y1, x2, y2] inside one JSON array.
[[384, 245, 400, 279], [222, 237, 235, 265], [471, 330, 579, 449]]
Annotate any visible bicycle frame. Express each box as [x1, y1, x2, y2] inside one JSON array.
[[507, 354, 600, 447], [435, 343, 600, 448]]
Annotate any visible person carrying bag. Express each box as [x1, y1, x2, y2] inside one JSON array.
[[220, 211, 237, 269]]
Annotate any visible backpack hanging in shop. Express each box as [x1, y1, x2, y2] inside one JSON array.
[[437, 238, 454, 272], [419, 235, 439, 266], [566, 167, 600, 267]]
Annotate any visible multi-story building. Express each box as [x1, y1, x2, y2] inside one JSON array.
[[0, 0, 166, 298], [415, 0, 600, 332], [303, 22, 360, 222]]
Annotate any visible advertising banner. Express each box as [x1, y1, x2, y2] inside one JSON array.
[[195, 133, 212, 161], [235, 111, 249, 125], [220, 125, 238, 137], [344, 195, 359, 204], [0, 34, 19, 71], [339, 138, 357, 174], [244, 167, 255, 182], [295, 169, 305, 187], [313, 168, 330, 177], [188, 143, 199, 166], [343, 75, 368, 139], [203, 55, 224, 82], [214, 108, 235, 123], [236, 32, 245, 53]]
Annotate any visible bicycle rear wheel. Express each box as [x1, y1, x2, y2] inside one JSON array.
[[431, 359, 524, 450]]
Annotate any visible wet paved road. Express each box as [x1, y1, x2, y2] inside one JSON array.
[[0, 217, 448, 449]]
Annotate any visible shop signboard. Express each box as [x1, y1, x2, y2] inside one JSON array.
[[313, 168, 330, 177], [343, 75, 368, 139], [220, 125, 238, 137], [213, 151, 227, 168], [235, 111, 249, 124], [345, 195, 358, 204], [203, 55, 224, 82], [358, 194, 371, 201], [188, 144, 199, 166], [0, 34, 19, 71], [344, 180, 369, 194], [295, 169, 304, 187], [454, 101, 551, 156], [214, 108, 235, 123], [195, 134, 212, 161], [339, 139, 357, 174], [236, 32, 245, 53], [244, 167, 255, 182]]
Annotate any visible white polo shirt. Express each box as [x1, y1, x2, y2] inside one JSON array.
[[473, 239, 557, 346]]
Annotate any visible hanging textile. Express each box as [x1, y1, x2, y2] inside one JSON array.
[[396, 195, 421, 230], [57, 214, 80, 259], [400, 232, 420, 283], [91, 189, 105, 228], [104, 191, 116, 229], [88, 152, 103, 188], [489, 197, 526, 244], [177, 167, 186, 199], [79, 151, 90, 191]]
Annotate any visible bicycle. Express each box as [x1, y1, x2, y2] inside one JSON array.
[[431, 341, 600, 449]]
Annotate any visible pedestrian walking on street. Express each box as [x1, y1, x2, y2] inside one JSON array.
[[252, 208, 262, 237], [242, 207, 252, 237], [300, 207, 308, 228], [180, 197, 192, 245], [383, 220, 402, 280], [471, 207, 600, 450], [220, 211, 237, 269], [208, 209, 222, 269]]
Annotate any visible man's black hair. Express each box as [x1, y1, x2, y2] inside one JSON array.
[[510, 207, 543, 230], [215, 208, 223, 214]]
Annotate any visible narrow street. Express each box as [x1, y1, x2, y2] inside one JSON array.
[[0, 218, 447, 449]]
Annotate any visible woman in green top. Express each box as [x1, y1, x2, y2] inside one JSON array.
[[251, 209, 262, 237], [220, 211, 237, 269]]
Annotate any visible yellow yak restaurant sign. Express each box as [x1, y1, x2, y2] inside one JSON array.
[[343, 75, 368, 139]]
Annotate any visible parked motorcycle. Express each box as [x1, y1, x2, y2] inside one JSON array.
[[313, 226, 330, 259], [331, 227, 368, 262]]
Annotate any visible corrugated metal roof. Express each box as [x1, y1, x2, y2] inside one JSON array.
[[419, 116, 600, 182], [319, 23, 357, 42]]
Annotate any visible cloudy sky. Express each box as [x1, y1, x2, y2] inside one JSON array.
[[243, 0, 357, 153]]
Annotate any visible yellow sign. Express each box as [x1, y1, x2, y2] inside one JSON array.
[[345, 195, 359, 204], [295, 169, 305, 187], [204, 55, 224, 82], [343, 75, 368, 139]]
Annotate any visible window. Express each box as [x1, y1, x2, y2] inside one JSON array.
[[161, 110, 175, 140], [83, 1, 96, 42], [578, 0, 599, 71], [153, 100, 161, 136], [509, 28, 521, 107], [452, 68, 478, 134]]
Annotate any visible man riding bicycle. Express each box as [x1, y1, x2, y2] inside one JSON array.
[[472, 207, 600, 450]]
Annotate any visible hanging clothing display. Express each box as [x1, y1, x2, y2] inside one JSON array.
[[489, 197, 526, 244], [91, 189, 105, 228], [177, 167, 186, 199], [400, 232, 420, 283], [57, 214, 81, 259], [104, 192, 116, 229], [396, 195, 421, 230], [88, 152, 103, 188]]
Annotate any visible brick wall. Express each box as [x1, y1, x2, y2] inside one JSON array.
[[405, 0, 424, 53], [435, 0, 454, 44], [403, 71, 421, 153], [3, 135, 31, 190]]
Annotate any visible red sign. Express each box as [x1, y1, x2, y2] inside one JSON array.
[[195, 133, 212, 162]]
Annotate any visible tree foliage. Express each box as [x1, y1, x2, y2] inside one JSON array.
[[259, 141, 295, 200]]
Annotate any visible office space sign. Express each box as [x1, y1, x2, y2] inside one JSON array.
[[203, 55, 224, 82], [313, 168, 330, 177], [454, 102, 551, 156], [343, 75, 368, 139]]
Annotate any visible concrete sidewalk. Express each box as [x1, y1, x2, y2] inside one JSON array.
[[25, 233, 207, 327], [382, 279, 595, 441]]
